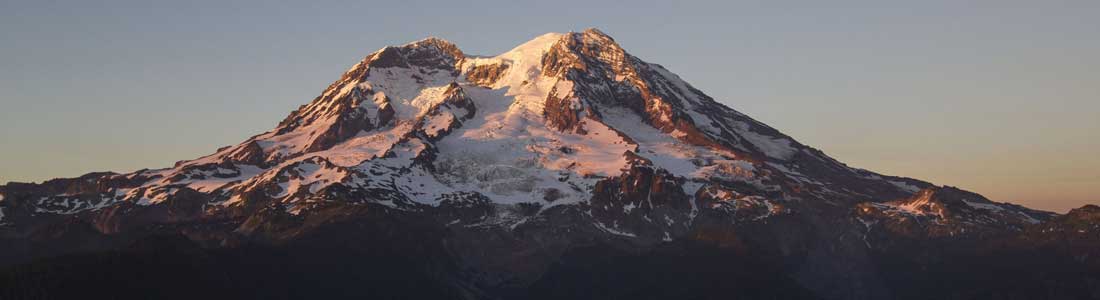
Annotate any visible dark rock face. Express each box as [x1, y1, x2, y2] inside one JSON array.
[[465, 62, 509, 87], [414, 83, 477, 141], [368, 37, 464, 70], [1016, 204, 1100, 265], [303, 99, 375, 153], [225, 141, 267, 166], [0, 29, 1096, 300], [542, 85, 585, 133], [1, 172, 142, 198], [1064, 204, 1100, 222], [589, 165, 693, 241], [855, 187, 1055, 242]]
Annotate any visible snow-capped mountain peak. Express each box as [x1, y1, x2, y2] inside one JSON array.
[[3, 29, 1096, 299], [0, 29, 1063, 243]]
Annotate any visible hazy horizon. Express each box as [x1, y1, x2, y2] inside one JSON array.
[[1, 0, 1096, 213]]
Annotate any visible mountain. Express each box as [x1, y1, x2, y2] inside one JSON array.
[[0, 29, 1096, 299]]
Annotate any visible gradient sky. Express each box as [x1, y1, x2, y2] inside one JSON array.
[[1, 0, 1097, 212]]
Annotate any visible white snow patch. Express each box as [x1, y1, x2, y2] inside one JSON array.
[[961, 199, 1006, 212], [1016, 211, 1041, 224], [595, 221, 637, 237], [429, 83, 630, 206], [424, 112, 457, 137], [181, 165, 265, 193], [271, 161, 349, 198], [599, 106, 754, 182], [681, 181, 705, 219], [889, 180, 922, 194], [734, 121, 797, 160]]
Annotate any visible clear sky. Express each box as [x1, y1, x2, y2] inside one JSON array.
[[1, 0, 1096, 212]]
